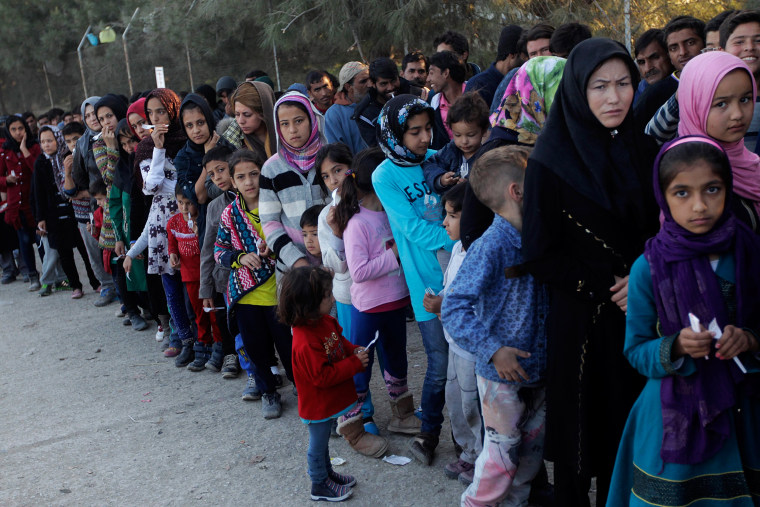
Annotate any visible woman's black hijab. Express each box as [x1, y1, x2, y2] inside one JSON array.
[[113, 118, 135, 192], [94, 94, 129, 123], [3, 115, 36, 152], [531, 37, 654, 223], [179, 93, 217, 152]]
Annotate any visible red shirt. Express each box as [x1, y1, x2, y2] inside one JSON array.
[[0, 145, 41, 229], [166, 213, 201, 282], [291, 315, 363, 421]]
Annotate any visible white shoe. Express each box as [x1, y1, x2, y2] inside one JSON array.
[[155, 325, 164, 342]]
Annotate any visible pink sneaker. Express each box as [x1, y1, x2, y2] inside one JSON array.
[[444, 458, 475, 480], [71, 288, 84, 299], [163, 346, 181, 358]]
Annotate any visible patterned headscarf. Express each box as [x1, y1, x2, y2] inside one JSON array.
[[490, 56, 566, 145], [39, 125, 67, 195], [274, 91, 326, 174], [376, 94, 433, 167], [134, 88, 187, 167]]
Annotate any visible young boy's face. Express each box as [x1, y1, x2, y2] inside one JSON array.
[[64, 133, 82, 153], [231, 161, 261, 202], [94, 194, 108, 209], [443, 202, 461, 241], [208, 160, 232, 191], [450, 121, 485, 159], [176, 194, 198, 218], [302, 225, 321, 256]]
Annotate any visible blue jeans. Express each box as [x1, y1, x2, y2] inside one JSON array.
[[162, 272, 194, 346], [348, 305, 406, 419], [417, 317, 449, 435], [307, 419, 334, 483], [16, 225, 38, 277]]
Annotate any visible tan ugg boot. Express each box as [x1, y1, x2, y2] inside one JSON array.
[[387, 391, 421, 434], [337, 415, 388, 458]]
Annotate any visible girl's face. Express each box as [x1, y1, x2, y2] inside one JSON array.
[[665, 160, 726, 234], [402, 112, 432, 156], [176, 194, 198, 218], [8, 120, 25, 143], [586, 58, 633, 129], [120, 134, 137, 154], [320, 158, 350, 193], [129, 113, 149, 140], [277, 104, 311, 148], [97, 106, 118, 132], [318, 289, 335, 316], [231, 161, 261, 201], [39, 130, 57, 155], [235, 102, 263, 136], [146, 98, 170, 126], [84, 104, 101, 132], [182, 107, 210, 145], [706, 69, 754, 144]]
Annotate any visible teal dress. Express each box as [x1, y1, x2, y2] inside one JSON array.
[[607, 254, 760, 506]]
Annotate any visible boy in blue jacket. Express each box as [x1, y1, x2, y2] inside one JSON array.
[[442, 146, 548, 506]]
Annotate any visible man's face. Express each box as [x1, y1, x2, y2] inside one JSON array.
[[25, 116, 37, 133], [705, 30, 721, 50], [308, 76, 335, 111], [725, 22, 760, 77], [635, 41, 673, 85], [346, 70, 370, 103], [427, 65, 447, 93], [527, 38, 551, 59], [435, 42, 469, 62], [402, 61, 428, 87], [666, 28, 704, 72], [374, 75, 400, 103]]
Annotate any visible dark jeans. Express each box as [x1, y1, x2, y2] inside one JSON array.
[[236, 304, 293, 394], [57, 242, 82, 290], [162, 272, 195, 346], [307, 419, 334, 484], [16, 225, 38, 277]]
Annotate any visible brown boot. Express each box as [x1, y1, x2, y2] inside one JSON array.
[[387, 391, 421, 435], [337, 414, 388, 458]]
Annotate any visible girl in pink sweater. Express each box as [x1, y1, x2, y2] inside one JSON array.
[[333, 147, 421, 438]]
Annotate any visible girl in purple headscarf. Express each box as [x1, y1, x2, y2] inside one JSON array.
[[607, 136, 760, 506]]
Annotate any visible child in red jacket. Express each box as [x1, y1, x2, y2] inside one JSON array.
[[278, 266, 372, 503]]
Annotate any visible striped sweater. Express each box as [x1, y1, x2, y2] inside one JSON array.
[[259, 154, 326, 273], [93, 139, 119, 250]]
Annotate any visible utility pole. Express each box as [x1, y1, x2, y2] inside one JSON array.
[[122, 7, 140, 97], [77, 25, 92, 99]]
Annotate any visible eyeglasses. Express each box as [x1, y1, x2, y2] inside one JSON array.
[[701, 47, 720, 53]]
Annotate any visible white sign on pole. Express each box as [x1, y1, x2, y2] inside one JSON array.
[[155, 67, 165, 88]]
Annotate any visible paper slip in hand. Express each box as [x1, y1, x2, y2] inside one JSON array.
[[382, 455, 411, 466], [331, 188, 339, 206], [687, 313, 746, 374]]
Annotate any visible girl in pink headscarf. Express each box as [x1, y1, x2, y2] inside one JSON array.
[[679, 51, 760, 231]]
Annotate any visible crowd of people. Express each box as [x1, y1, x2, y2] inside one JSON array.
[[1, 11, 760, 506]]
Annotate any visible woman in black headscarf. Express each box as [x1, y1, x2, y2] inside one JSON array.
[[522, 38, 658, 506]]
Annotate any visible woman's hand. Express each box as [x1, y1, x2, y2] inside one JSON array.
[[123, 255, 132, 273], [716, 325, 759, 360], [115, 241, 126, 257], [20, 130, 30, 157], [204, 132, 220, 152], [240, 252, 262, 269], [610, 275, 629, 314], [673, 326, 713, 359], [103, 125, 118, 150], [151, 124, 168, 149]]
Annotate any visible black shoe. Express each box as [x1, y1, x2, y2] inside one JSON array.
[[310, 479, 352, 502], [175, 342, 195, 367], [274, 373, 284, 388], [129, 313, 149, 331], [409, 432, 438, 466]]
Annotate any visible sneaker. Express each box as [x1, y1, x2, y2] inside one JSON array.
[[186, 356, 207, 372], [327, 470, 356, 488], [221, 354, 240, 379], [115, 305, 127, 318], [242, 374, 262, 401], [163, 346, 181, 358], [93, 287, 116, 307], [444, 458, 475, 480], [71, 288, 84, 299], [28, 276, 41, 291], [175, 342, 195, 367], [123, 317, 132, 326], [458, 468, 474, 486], [160, 335, 170, 351], [38, 284, 53, 297], [1, 273, 16, 284], [205, 343, 224, 372], [129, 313, 149, 331], [310, 478, 352, 502], [22, 274, 30, 283], [155, 325, 164, 342], [54, 280, 72, 291], [409, 432, 439, 466], [262, 392, 282, 419]]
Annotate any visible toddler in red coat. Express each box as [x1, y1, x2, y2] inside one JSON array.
[[278, 266, 370, 503]]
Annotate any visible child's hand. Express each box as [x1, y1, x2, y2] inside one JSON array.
[[258, 240, 271, 257], [240, 252, 262, 269], [440, 172, 461, 187], [5, 172, 17, 184], [169, 253, 180, 269], [390, 241, 399, 259], [716, 325, 759, 360], [422, 293, 442, 315], [326, 207, 342, 238], [202, 298, 215, 311], [37, 220, 47, 236], [610, 275, 629, 314], [151, 124, 168, 149], [355, 347, 369, 368], [86, 223, 92, 233], [492, 346, 532, 382], [674, 326, 714, 359], [115, 241, 126, 257], [63, 155, 73, 174], [204, 132, 220, 152], [123, 255, 132, 273]]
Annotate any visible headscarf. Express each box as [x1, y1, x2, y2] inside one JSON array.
[[376, 94, 433, 167], [232, 81, 277, 158], [530, 38, 649, 223], [644, 135, 760, 464], [113, 118, 136, 192], [273, 91, 326, 174], [80, 96, 101, 137], [94, 94, 128, 124], [179, 93, 217, 152], [678, 51, 760, 215], [38, 125, 67, 195], [134, 88, 186, 167], [490, 56, 566, 145], [126, 98, 147, 137], [2, 115, 36, 152]]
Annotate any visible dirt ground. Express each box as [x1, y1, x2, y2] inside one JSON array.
[[0, 269, 471, 506]]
